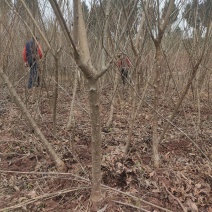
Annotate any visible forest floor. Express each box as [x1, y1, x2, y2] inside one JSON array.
[[0, 83, 211, 212]]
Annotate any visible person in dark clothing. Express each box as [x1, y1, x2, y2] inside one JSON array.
[[22, 37, 43, 89], [117, 52, 132, 85]]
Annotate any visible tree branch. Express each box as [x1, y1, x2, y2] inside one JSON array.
[[161, 0, 175, 32], [48, 0, 94, 79], [141, 0, 155, 41]]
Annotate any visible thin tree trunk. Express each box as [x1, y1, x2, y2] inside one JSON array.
[[101, 0, 111, 69], [106, 70, 118, 128], [141, 0, 175, 168], [157, 18, 212, 145], [124, 25, 148, 153], [196, 87, 201, 130], [0, 68, 67, 172], [158, 58, 203, 144], [67, 0, 79, 130], [53, 55, 59, 134], [124, 75, 150, 154], [125, 87, 136, 154], [67, 68, 78, 129]]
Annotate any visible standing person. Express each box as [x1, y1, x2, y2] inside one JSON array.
[[117, 52, 132, 85], [22, 37, 43, 89]]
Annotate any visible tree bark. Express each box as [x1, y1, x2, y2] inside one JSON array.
[[88, 79, 102, 204], [152, 42, 162, 168]]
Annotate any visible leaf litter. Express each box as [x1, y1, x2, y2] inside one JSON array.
[[0, 87, 211, 211]]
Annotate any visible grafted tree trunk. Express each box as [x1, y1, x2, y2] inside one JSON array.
[[72, 0, 102, 203], [48, 0, 113, 207]]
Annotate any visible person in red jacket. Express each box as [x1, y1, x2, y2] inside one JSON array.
[[22, 37, 42, 89], [117, 52, 132, 85]]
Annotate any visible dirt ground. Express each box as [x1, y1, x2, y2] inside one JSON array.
[[0, 85, 211, 212]]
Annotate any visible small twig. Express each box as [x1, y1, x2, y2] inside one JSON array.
[[64, 146, 89, 178], [0, 186, 90, 212], [0, 170, 172, 212], [113, 200, 150, 212], [163, 184, 187, 212], [0, 152, 30, 156], [103, 186, 173, 212], [0, 170, 90, 183]]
